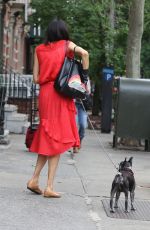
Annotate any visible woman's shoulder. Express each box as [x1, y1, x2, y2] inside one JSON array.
[[35, 40, 73, 54], [36, 40, 67, 51], [36, 43, 46, 51]]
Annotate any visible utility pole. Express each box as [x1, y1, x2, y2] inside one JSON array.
[[0, 0, 4, 71], [0, 0, 10, 147], [0, 0, 5, 137], [0, 0, 10, 68]]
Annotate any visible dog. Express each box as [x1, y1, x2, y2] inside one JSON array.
[[110, 157, 136, 213]]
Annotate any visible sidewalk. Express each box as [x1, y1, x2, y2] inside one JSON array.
[[0, 130, 150, 230]]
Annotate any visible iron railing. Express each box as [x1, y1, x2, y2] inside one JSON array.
[[0, 61, 39, 134]]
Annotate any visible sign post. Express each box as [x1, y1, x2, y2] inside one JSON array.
[[101, 67, 114, 133]]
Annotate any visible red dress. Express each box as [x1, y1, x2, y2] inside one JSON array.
[[29, 40, 80, 156]]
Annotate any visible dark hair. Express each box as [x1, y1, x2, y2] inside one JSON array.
[[44, 18, 69, 44]]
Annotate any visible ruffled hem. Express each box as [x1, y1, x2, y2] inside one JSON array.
[[29, 125, 80, 156]]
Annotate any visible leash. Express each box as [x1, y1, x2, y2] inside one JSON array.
[[80, 99, 119, 172]]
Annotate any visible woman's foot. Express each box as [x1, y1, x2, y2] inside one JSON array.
[[43, 188, 61, 198], [27, 180, 43, 195], [73, 147, 79, 153]]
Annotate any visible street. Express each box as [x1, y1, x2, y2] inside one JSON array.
[[0, 130, 150, 230]]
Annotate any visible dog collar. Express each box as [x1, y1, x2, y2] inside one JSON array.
[[121, 168, 134, 175]]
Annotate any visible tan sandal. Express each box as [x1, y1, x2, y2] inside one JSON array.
[[43, 189, 61, 198], [27, 181, 43, 195]]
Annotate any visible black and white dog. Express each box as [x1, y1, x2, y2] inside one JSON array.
[[110, 157, 136, 213]]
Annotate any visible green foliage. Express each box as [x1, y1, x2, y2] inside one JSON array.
[[30, 0, 103, 79], [30, 0, 149, 79], [141, 0, 150, 78]]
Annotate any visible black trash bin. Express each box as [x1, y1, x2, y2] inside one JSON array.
[[113, 78, 150, 151]]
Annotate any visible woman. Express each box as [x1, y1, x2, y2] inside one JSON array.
[[27, 18, 89, 198]]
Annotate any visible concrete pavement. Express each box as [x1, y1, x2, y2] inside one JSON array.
[[0, 130, 150, 230]]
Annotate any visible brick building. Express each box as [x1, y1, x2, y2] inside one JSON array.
[[2, 0, 34, 74]]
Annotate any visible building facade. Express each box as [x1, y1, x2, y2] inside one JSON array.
[[2, 0, 33, 74]]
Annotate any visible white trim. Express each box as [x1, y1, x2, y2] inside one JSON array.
[[14, 58, 19, 63], [14, 49, 19, 53]]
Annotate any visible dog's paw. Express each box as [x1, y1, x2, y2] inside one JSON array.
[[124, 210, 129, 213], [110, 209, 115, 213]]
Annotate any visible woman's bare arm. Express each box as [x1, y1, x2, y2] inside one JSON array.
[[67, 41, 89, 70], [33, 51, 39, 84]]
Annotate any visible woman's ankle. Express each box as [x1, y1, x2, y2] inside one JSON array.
[[28, 177, 39, 185], [45, 185, 53, 191]]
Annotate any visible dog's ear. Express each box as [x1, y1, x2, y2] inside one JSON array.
[[128, 157, 133, 165], [124, 157, 127, 162]]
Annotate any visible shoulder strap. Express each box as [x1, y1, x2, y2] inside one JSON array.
[[74, 46, 78, 54]]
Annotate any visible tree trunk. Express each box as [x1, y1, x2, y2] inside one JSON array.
[[126, 0, 145, 78], [105, 0, 115, 65], [121, 0, 145, 147]]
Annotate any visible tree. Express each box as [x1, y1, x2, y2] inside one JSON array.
[[29, 0, 149, 120], [141, 0, 150, 78], [120, 0, 145, 147], [126, 0, 145, 78], [30, 0, 131, 77]]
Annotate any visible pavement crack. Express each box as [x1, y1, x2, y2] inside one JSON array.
[[73, 163, 104, 230], [70, 193, 84, 198]]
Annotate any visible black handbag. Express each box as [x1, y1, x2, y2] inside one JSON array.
[[54, 45, 86, 99]]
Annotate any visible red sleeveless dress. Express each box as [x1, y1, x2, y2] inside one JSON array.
[[29, 40, 80, 156]]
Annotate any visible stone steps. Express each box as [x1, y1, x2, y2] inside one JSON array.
[[4, 104, 28, 134]]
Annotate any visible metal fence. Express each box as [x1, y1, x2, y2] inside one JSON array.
[[1, 73, 33, 98], [0, 71, 39, 114], [1, 57, 40, 104], [0, 59, 40, 135]]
